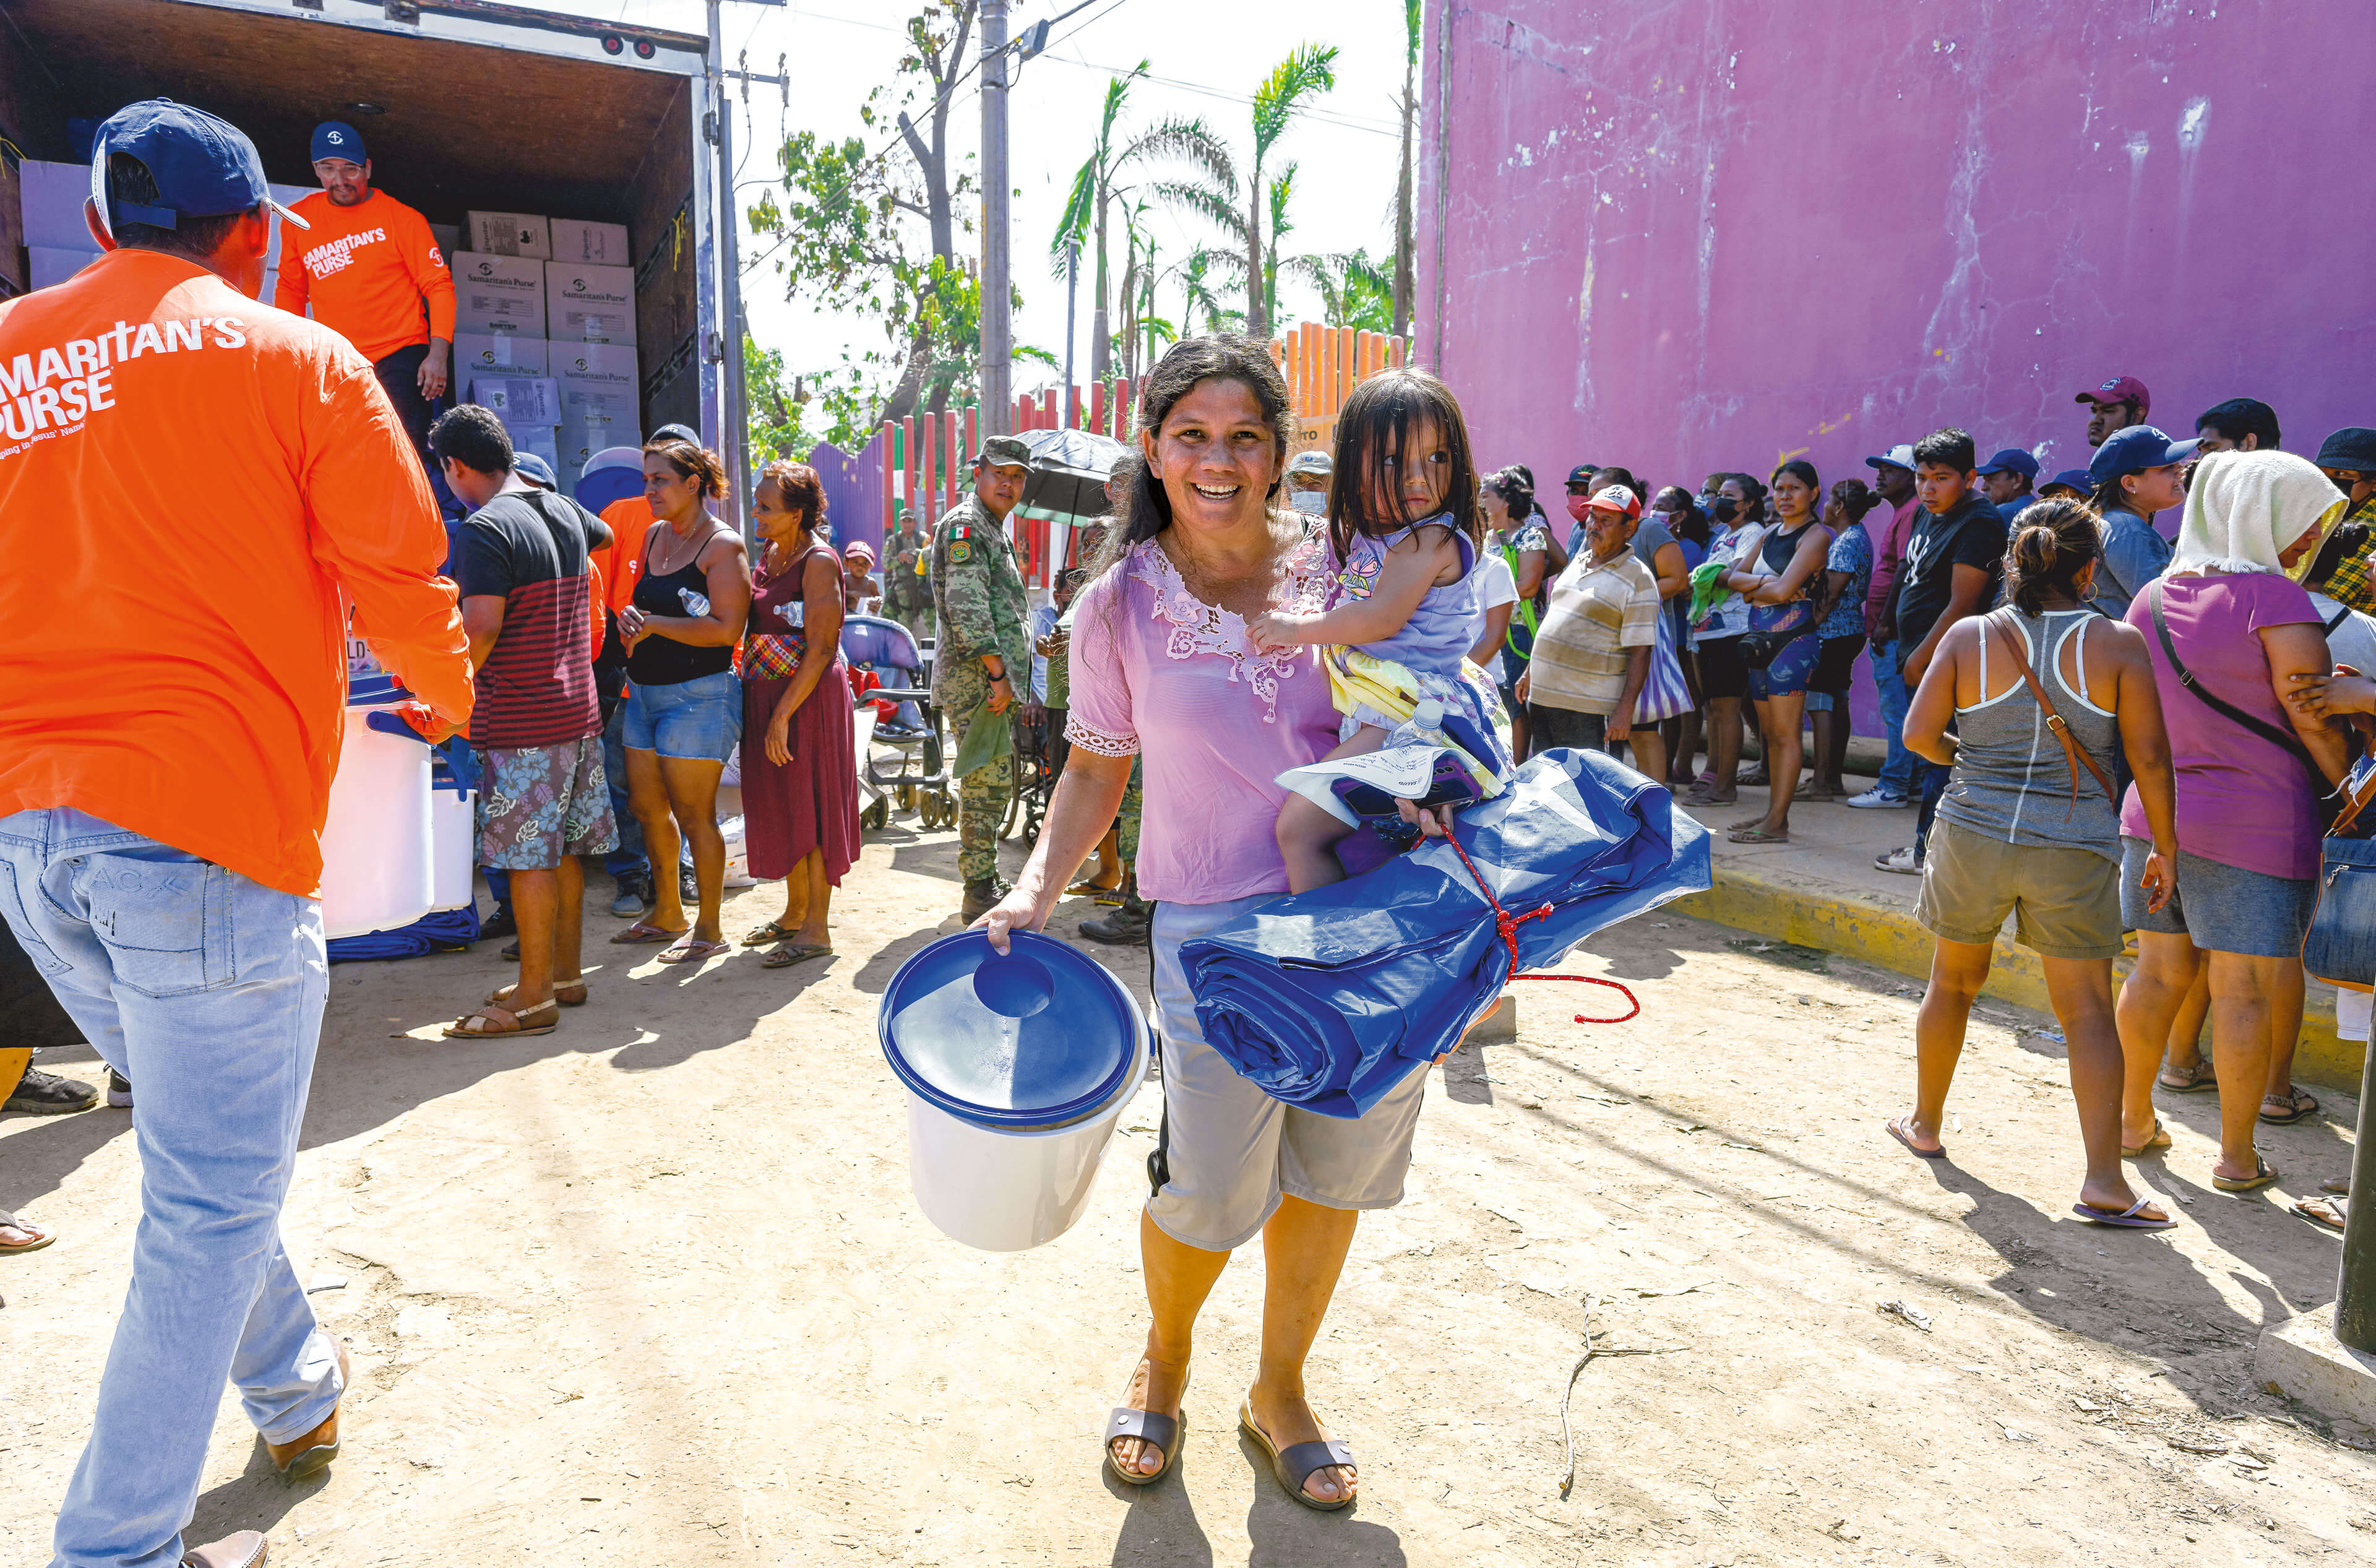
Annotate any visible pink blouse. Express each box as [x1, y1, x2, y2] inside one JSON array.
[[1065, 536, 1340, 905]]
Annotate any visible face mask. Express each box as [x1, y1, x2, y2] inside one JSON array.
[[1289, 489, 1326, 517], [1711, 498, 1739, 525]]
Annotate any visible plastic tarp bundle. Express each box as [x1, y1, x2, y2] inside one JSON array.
[[326, 906, 481, 964], [1180, 748, 1711, 1118]]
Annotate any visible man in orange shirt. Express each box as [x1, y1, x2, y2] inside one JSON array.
[[273, 120, 456, 468], [0, 101, 470, 1568]]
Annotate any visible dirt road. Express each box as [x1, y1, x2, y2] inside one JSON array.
[[3, 817, 2372, 1565]]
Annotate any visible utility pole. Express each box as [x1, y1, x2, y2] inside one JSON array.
[[705, 0, 772, 533], [979, 0, 1012, 437]]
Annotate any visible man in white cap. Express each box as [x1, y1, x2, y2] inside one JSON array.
[[1285, 449, 1332, 517], [1847, 442, 1922, 809]]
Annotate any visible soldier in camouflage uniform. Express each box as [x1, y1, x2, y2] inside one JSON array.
[[931, 434, 1036, 920], [882, 509, 934, 643]]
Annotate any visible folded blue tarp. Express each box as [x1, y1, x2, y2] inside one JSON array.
[[1181, 748, 1711, 1118], [327, 906, 481, 964]]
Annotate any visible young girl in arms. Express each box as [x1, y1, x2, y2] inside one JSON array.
[[1249, 371, 1509, 890]]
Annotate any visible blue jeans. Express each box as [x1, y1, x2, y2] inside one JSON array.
[[1913, 760, 1954, 865], [602, 702, 648, 880], [0, 809, 340, 1568], [1869, 639, 1916, 797]]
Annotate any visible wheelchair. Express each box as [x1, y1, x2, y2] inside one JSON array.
[[1003, 704, 1060, 848], [840, 615, 953, 832]]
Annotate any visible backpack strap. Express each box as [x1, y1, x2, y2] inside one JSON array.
[[1984, 609, 2116, 819]]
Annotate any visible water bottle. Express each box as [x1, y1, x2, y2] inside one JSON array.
[[1388, 697, 1450, 751], [679, 587, 712, 618]]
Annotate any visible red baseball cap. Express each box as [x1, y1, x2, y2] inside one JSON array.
[[2075, 375, 2150, 417], [1585, 485, 1642, 519]]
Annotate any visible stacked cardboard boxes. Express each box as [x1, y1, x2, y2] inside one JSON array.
[[452, 211, 640, 487], [19, 158, 307, 303]]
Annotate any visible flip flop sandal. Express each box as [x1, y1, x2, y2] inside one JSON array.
[[742, 918, 802, 947], [1886, 1115, 1945, 1160], [2258, 1088, 2320, 1125], [2073, 1193, 2177, 1229], [2122, 1117, 2172, 1158], [2212, 1155, 2281, 1194], [442, 999, 559, 1039], [489, 981, 586, 1008], [1103, 1366, 1189, 1487], [1684, 788, 1737, 807], [1239, 1397, 1356, 1512], [1065, 877, 1122, 900], [0, 1208, 55, 1255], [2291, 1195, 2347, 1232], [655, 938, 731, 965], [1728, 827, 1789, 844], [611, 921, 689, 946], [2157, 1060, 2219, 1094], [761, 943, 835, 970]]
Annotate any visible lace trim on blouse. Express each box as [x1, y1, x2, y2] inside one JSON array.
[[1064, 718, 1140, 758], [1124, 534, 1327, 725]]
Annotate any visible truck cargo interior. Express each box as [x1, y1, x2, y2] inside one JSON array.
[[0, 0, 710, 437]]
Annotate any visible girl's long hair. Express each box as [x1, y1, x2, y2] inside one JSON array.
[[1325, 368, 1481, 561]]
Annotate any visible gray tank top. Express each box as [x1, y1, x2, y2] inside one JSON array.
[[1939, 610, 2121, 859]]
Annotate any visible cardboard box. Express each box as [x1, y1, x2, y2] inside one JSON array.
[[20, 162, 90, 249], [450, 251, 544, 336], [554, 340, 640, 429], [453, 332, 549, 377], [544, 261, 637, 344], [558, 422, 640, 480], [467, 210, 551, 259], [506, 423, 561, 469], [549, 217, 631, 266], [470, 375, 561, 428], [29, 247, 100, 290]]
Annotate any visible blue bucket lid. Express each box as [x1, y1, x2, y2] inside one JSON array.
[[878, 930, 1143, 1131], [348, 672, 414, 707]]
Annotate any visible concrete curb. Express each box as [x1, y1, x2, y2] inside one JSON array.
[[1671, 857, 2368, 1096]]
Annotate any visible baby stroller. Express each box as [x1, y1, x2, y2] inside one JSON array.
[[1005, 705, 1059, 848], [841, 614, 952, 831]]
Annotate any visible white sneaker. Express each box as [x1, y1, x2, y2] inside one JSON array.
[[1845, 786, 1913, 809], [1875, 845, 1921, 874]]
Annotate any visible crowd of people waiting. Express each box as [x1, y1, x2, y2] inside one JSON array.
[[1474, 379, 2375, 1232]]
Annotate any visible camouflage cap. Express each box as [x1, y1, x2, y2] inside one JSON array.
[[975, 434, 1033, 468]]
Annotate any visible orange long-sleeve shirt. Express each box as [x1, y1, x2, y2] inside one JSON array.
[[273, 187, 457, 362], [0, 248, 473, 897], [599, 495, 655, 613]]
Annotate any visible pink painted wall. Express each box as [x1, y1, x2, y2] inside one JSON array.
[[1416, 0, 2373, 740]]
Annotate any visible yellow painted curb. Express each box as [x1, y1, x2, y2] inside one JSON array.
[[1673, 860, 2368, 1096]]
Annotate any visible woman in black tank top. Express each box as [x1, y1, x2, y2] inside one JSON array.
[[613, 439, 752, 961]]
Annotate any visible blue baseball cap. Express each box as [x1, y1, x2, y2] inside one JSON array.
[[91, 99, 309, 239], [1976, 448, 2039, 480], [512, 451, 559, 489], [311, 120, 366, 165], [2088, 424, 2200, 487], [2039, 468, 2094, 496], [1864, 442, 1916, 475]]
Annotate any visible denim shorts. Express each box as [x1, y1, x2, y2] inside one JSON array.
[[2120, 837, 2316, 957], [621, 670, 742, 763]]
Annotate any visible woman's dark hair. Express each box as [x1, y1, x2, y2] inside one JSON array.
[[1327, 367, 1482, 558], [2307, 518, 2372, 590], [757, 458, 825, 533], [1650, 485, 1710, 548], [1088, 334, 1291, 582], [2002, 499, 2103, 614], [1484, 465, 1536, 527], [1723, 472, 1768, 525], [1827, 477, 1880, 525], [1768, 459, 1822, 512], [645, 437, 731, 500], [2197, 397, 2282, 452]]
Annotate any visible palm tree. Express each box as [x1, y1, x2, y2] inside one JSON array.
[[1242, 44, 1337, 338], [1051, 64, 1235, 383], [1163, 247, 1242, 338], [1280, 247, 1395, 333], [1393, 0, 1420, 337]]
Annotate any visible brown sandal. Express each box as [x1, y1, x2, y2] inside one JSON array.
[[442, 999, 559, 1038], [488, 981, 585, 1008]]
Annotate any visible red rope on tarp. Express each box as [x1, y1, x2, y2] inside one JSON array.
[[1443, 830, 1640, 1025]]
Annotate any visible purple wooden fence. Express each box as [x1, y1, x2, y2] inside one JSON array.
[[807, 431, 886, 561]]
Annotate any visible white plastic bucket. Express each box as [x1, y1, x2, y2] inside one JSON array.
[[428, 782, 476, 913], [319, 696, 434, 939], [880, 931, 1150, 1251], [903, 1022, 1148, 1252]]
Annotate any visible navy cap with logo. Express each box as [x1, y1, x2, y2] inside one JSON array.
[[1564, 463, 1597, 489], [512, 452, 559, 489], [2039, 468, 2095, 497], [311, 120, 367, 165], [90, 99, 310, 239], [1976, 448, 2040, 480], [2087, 424, 2199, 487]]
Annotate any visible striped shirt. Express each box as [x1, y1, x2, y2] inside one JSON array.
[[1526, 551, 1659, 714], [454, 489, 601, 747]]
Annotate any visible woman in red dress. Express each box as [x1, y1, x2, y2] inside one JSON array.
[[738, 460, 862, 967]]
